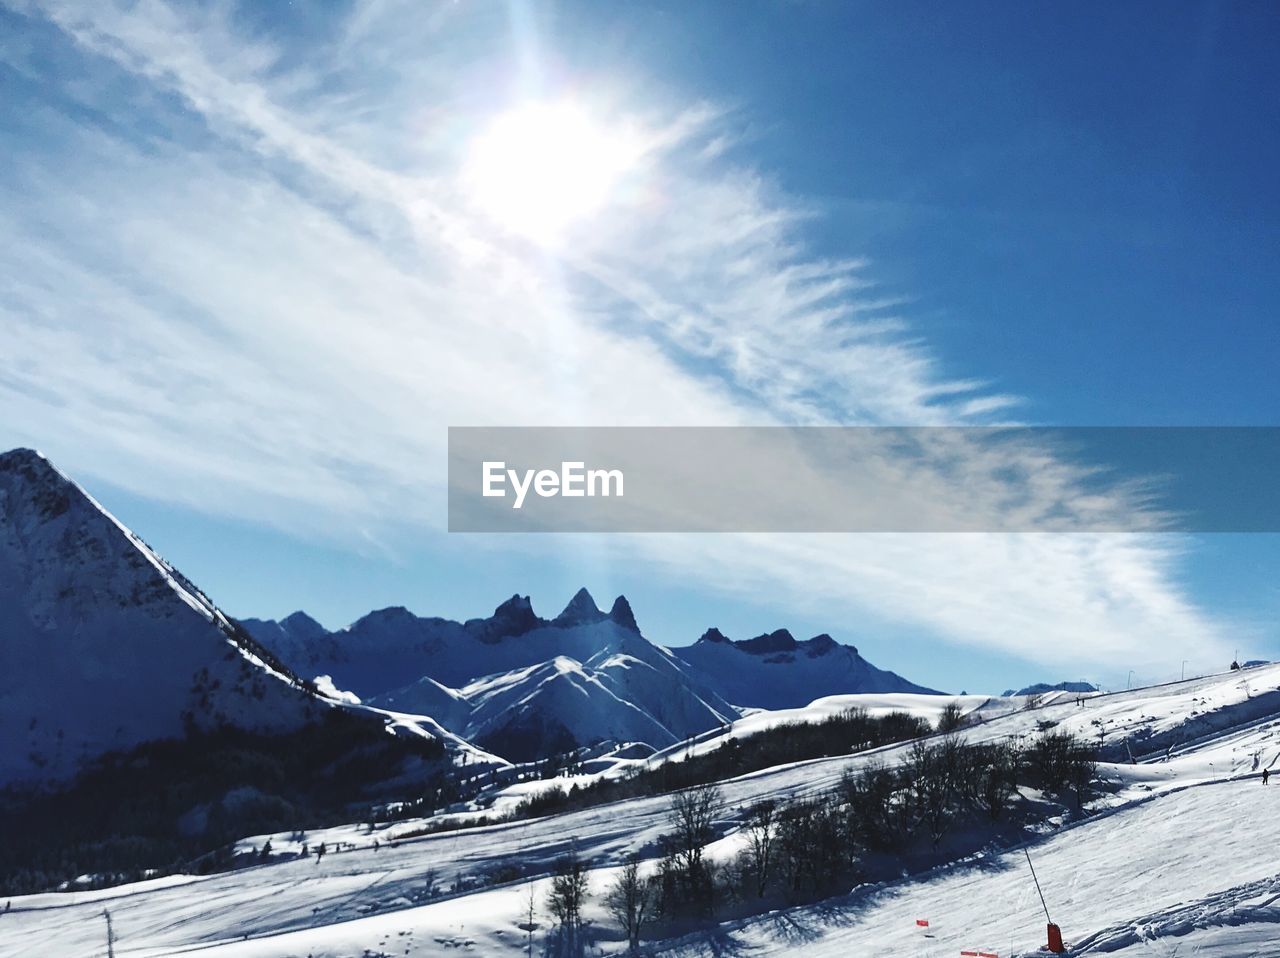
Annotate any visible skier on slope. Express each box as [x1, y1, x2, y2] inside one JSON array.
[[1263, 768, 1270, 785]]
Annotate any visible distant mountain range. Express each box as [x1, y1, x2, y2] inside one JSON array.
[[242, 592, 939, 761], [1003, 681, 1099, 697], [674, 627, 936, 710], [244, 589, 741, 762], [0, 446, 941, 777]]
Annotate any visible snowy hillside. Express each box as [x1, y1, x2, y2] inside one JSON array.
[[0, 449, 329, 785], [674, 626, 938, 708], [379, 649, 742, 763], [5, 665, 1280, 956]]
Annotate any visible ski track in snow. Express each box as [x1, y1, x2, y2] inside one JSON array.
[[4, 667, 1280, 957]]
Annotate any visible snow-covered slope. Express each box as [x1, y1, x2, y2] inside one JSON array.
[[0, 449, 334, 786], [379, 648, 744, 762], [673, 626, 938, 709], [6, 665, 1280, 957], [457, 656, 680, 761], [374, 674, 473, 729]]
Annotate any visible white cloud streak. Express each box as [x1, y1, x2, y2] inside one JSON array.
[[0, 0, 1235, 676]]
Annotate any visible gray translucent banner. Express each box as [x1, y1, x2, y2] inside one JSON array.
[[447, 427, 1280, 533]]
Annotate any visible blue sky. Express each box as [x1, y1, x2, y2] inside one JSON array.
[[1, 0, 1277, 694]]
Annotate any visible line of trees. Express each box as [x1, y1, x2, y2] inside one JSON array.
[[729, 729, 1097, 907], [386, 707, 939, 847], [0, 711, 448, 896], [516, 707, 933, 820], [539, 729, 1097, 954]]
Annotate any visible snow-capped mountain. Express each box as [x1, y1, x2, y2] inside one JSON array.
[[0, 444, 931, 778], [246, 591, 938, 760], [0, 449, 328, 785], [376, 644, 739, 762], [246, 590, 668, 697], [1003, 680, 1099, 696], [435, 656, 687, 763], [672, 627, 938, 709], [249, 589, 739, 761], [0, 448, 493, 788]]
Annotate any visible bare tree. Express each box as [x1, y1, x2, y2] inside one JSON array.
[[909, 737, 961, 847], [1066, 739, 1098, 810], [604, 854, 652, 954], [936, 701, 966, 733], [668, 784, 720, 878], [547, 849, 589, 955], [518, 881, 539, 958], [742, 800, 777, 898], [420, 867, 438, 901], [664, 784, 722, 919], [839, 761, 908, 852], [973, 742, 1019, 820]]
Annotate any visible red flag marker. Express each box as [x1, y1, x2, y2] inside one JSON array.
[[917, 919, 930, 927]]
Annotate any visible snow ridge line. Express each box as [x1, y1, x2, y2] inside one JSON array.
[[29, 450, 319, 694], [1068, 873, 1280, 954], [1138, 694, 1280, 764]]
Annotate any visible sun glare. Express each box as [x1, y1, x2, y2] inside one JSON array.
[[463, 100, 640, 244]]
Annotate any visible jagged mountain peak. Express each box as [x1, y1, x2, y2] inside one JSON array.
[[0, 446, 50, 468], [692, 627, 845, 658], [1, 447, 78, 523], [0, 447, 335, 785], [609, 595, 639, 632], [243, 586, 933, 753], [807, 633, 841, 655], [0, 446, 50, 470], [674, 623, 938, 709], [496, 593, 534, 615], [466, 593, 545, 643], [280, 610, 327, 638], [738, 629, 798, 654], [553, 587, 607, 627]]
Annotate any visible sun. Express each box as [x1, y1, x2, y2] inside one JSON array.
[[462, 99, 641, 244]]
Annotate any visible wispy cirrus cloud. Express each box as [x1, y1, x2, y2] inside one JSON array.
[[0, 0, 1234, 677]]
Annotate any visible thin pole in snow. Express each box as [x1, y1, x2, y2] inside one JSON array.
[[1024, 848, 1053, 925]]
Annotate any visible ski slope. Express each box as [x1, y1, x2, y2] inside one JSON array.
[[3, 666, 1280, 957]]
